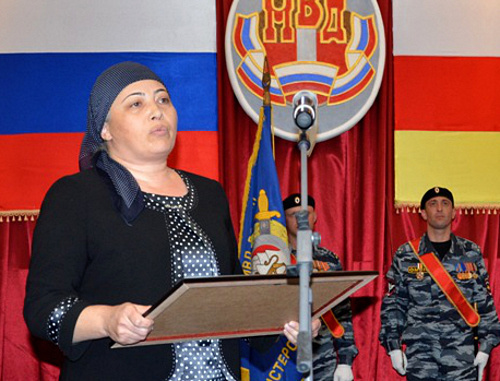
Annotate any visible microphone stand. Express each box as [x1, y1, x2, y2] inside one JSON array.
[[287, 130, 315, 380]]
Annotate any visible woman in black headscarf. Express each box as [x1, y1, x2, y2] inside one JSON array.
[[24, 62, 317, 381]]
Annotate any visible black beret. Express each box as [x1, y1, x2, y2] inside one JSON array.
[[283, 193, 315, 211], [420, 187, 454, 210]]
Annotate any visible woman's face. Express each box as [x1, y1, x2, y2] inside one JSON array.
[[100, 79, 178, 165]]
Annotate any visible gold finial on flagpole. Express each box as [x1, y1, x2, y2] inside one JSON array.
[[262, 56, 271, 106]]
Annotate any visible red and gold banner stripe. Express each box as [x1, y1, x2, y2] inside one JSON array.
[[321, 310, 345, 339], [409, 239, 480, 327]]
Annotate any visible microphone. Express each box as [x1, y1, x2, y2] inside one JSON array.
[[293, 91, 317, 130]]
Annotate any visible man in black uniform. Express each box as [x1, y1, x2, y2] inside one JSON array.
[[283, 193, 358, 381]]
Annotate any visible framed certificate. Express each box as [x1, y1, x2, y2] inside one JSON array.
[[112, 271, 377, 348]]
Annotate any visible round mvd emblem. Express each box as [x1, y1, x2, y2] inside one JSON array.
[[225, 0, 386, 141]]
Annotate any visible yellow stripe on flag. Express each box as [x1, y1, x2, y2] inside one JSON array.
[[395, 130, 500, 208]]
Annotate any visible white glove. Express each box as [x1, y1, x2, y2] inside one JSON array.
[[474, 351, 489, 381], [389, 349, 407, 376], [333, 364, 353, 381]]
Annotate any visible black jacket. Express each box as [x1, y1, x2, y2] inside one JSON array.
[[24, 168, 241, 380]]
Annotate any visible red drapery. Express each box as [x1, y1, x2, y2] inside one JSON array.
[[1, 0, 499, 380], [216, 1, 500, 381], [0, 220, 62, 381]]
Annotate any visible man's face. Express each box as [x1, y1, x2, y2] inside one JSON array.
[[285, 205, 317, 237], [421, 196, 456, 230]]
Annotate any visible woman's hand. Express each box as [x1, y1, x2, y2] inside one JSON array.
[[73, 303, 154, 345], [283, 318, 321, 345], [103, 303, 154, 345]]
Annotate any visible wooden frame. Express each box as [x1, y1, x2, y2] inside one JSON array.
[[112, 271, 378, 348]]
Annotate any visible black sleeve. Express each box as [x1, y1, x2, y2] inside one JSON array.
[[23, 175, 92, 360]]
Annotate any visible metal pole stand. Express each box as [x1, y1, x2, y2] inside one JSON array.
[[286, 131, 315, 380]]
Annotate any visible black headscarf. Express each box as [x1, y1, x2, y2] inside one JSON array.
[[79, 61, 166, 224]]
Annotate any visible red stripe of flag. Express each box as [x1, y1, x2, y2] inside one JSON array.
[[329, 68, 375, 104], [234, 16, 248, 59], [0, 131, 218, 212], [394, 56, 500, 132], [281, 81, 333, 96], [365, 18, 377, 58]]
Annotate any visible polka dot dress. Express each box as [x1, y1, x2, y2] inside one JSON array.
[[144, 171, 236, 381], [47, 296, 79, 344]]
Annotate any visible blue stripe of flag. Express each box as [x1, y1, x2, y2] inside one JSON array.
[[240, 62, 282, 96], [242, 18, 256, 52], [0, 52, 217, 134], [280, 73, 333, 86], [330, 63, 371, 95], [356, 19, 369, 51]]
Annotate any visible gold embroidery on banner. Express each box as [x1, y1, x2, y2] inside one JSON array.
[[0, 209, 39, 223]]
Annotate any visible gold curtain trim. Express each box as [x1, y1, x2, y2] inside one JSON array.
[[394, 203, 500, 215], [0, 210, 39, 223]]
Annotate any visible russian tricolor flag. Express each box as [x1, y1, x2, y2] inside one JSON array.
[[0, 0, 219, 216], [393, 0, 500, 209]]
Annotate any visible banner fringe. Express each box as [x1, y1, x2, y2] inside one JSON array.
[[394, 203, 500, 215], [0, 210, 39, 223]]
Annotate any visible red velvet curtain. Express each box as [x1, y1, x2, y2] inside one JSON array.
[[0, 220, 61, 381], [216, 0, 500, 380], [1, 1, 499, 380]]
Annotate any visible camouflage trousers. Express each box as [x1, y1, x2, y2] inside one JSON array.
[[311, 327, 337, 381], [405, 333, 477, 381]]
